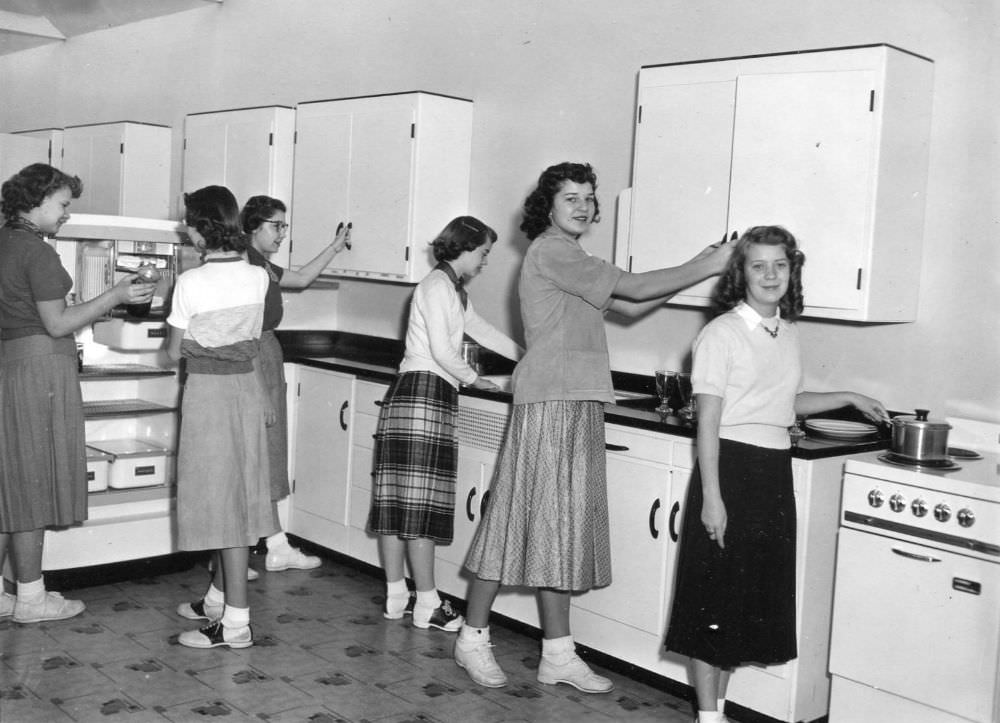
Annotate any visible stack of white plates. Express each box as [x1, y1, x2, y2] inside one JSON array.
[[804, 418, 879, 440]]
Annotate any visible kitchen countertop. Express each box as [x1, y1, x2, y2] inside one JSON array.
[[279, 330, 890, 461]]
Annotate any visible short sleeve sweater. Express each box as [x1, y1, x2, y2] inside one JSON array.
[[0, 223, 73, 340]]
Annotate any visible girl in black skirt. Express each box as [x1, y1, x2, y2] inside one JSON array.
[[664, 226, 888, 723]]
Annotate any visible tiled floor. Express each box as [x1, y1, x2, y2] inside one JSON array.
[[0, 549, 699, 723]]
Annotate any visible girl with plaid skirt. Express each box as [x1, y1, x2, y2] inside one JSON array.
[[368, 216, 522, 632]]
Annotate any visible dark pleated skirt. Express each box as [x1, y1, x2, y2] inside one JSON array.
[[257, 330, 290, 500], [464, 400, 612, 592], [367, 371, 459, 543], [664, 439, 797, 668], [0, 335, 87, 532]]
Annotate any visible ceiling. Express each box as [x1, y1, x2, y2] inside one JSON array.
[[0, 0, 220, 56]]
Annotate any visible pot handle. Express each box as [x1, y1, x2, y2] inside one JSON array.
[[915, 408, 930, 421]]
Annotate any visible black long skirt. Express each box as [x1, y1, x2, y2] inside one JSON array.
[[664, 439, 797, 668]]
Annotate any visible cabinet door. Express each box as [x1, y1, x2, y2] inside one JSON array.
[[289, 367, 354, 550], [0, 133, 50, 180], [438, 445, 491, 568], [63, 125, 124, 215], [628, 80, 735, 305], [728, 71, 876, 313], [573, 452, 671, 635], [291, 103, 414, 278]]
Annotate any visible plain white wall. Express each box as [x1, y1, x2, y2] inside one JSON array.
[[1, 0, 996, 421]]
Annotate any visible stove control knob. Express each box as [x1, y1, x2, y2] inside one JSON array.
[[889, 494, 906, 513], [933, 503, 951, 522], [867, 489, 885, 508], [911, 499, 928, 517], [957, 508, 976, 528]]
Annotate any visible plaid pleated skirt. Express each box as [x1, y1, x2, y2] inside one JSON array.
[[464, 400, 612, 592], [664, 438, 797, 668], [367, 371, 459, 543], [0, 335, 87, 532]]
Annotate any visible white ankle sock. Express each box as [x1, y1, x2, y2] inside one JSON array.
[[221, 605, 249, 629], [386, 579, 408, 597], [17, 577, 45, 602], [266, 531, 290, 550], [459, 624, 489, 643], [205, 583, 225, 606], [416, 589, 440, 609]]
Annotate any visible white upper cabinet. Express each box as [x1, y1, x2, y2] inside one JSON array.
[[291, 92, 473, 283], [620, 45, 934, 322], [182, 106, 295, 268], [62, 122, 172, 219], [0, 132, 50, 181]]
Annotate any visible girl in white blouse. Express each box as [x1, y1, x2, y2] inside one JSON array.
[[368, 216, 522, 632]]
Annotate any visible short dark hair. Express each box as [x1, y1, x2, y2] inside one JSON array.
[[520, 162, 601, 240], [712, 225, 806, 320], [431, 216, 498, 261], [184, 185, 245, 253], [241, 195, 287, 234], [1, 163, 83, 222]]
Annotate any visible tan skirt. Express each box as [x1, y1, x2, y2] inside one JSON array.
[[0, 335, 87, 532], [464, 400, 612, 591], [176, 371, 277, 550]]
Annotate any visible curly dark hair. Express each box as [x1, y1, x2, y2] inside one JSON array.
[[184, 186, 246, 253], [1, 163, 83, 222], [712, 225, 806, 320], [431, 216, 497, 262], [519, 162, 601, 240], [240, 195, 287, 234]]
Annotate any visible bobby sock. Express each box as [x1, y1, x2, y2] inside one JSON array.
[[205, 583, 225, 606], [16, 578, 45, 603], [221, 605, 249, 629]]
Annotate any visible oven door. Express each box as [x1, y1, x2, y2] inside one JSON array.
[[829, 528, 1000, 722]]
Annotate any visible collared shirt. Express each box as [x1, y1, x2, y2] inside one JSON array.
[[512, 227, 624, 404], [692, 302, 803, 449], [399, 266, 522, 389]]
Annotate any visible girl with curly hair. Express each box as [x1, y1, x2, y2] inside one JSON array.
[[455, 162, 732, 693], [0, 164, 155, 624], [167, 185, 276, 649], [664, 226, 888, 723], [369, 215, 522, 632]]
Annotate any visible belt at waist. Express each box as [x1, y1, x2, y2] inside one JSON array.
[[0, 334, 76, 361]]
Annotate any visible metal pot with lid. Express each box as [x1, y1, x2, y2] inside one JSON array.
[[890, 409, 951, 462]]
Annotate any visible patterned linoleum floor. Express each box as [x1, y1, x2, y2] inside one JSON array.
[[0, 551, 698, 723]]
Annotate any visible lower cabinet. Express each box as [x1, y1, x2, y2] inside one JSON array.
[[346, 378, 389, 566], [287, 366, 354, 552]]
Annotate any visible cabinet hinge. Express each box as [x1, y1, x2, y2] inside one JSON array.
[[268, 132, 273, 146], [856, 268, 863, 290], [405, 247, 410, 261], [637, 106, 643, 124], [410, 123, 415, 139], [293, 130, 297, 144], [628, 256, 633, 273], [869, 90, 875, 112], [120, 142, 124, 154], [182, 138, 186, 151], [47, 140, 52, 163]]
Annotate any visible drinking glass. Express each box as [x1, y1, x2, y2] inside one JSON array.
[[654, 370, 675, 414], [675, 372, 695, 421]]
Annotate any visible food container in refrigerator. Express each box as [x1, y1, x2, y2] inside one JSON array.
[[85, 446, 113, 492], [88, 439, 170, 489], [93, 319, 169, 350]]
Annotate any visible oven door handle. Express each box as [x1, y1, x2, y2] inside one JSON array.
[[891, 547, 941, 563]]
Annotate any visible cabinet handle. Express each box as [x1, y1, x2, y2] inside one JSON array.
[[668, 501, 680, 542], [605, 443, 629, 452], [466, 487, 477, 521], [480, 489, 491, 517], [374, 400, 385, 407], [891, 547, 941, 563], [648, 498, 661, 539], [339, 401, 349, 430]]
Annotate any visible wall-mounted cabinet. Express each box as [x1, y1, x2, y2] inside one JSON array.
[[617, 44, 934, 322], [62, 121, 172, 219], [0, 132, 50, 180], [11, 128, 64, 168], [182, 106, 295, 268], [291, 92, 473, 283]]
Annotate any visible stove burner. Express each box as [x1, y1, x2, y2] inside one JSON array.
[[947, 447, 984, 460], [877, 452, 962, 471]]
